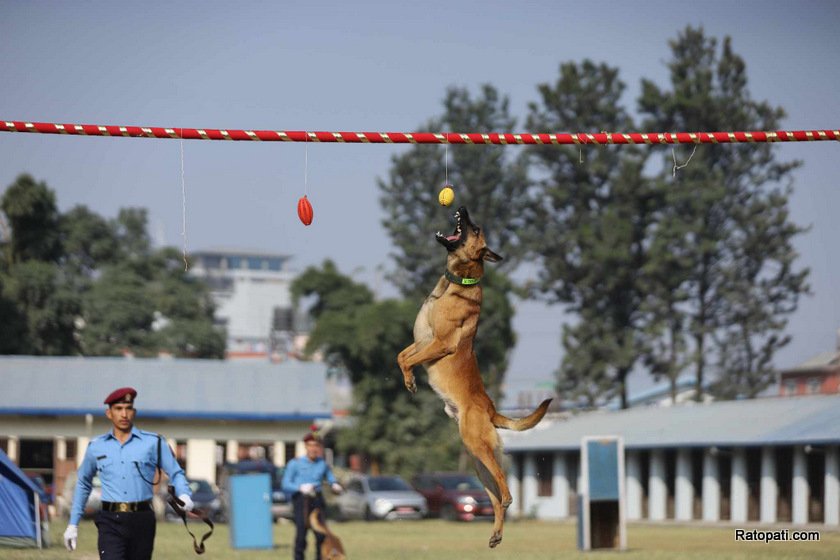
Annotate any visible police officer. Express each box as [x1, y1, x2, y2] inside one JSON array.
[[63, 387, 194, 559], [281, 431, 342, 560]]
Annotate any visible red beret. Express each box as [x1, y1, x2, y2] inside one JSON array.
[[104, 387, 137, 406]]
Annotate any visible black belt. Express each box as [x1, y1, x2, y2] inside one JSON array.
[[102, 500, 152, 513]]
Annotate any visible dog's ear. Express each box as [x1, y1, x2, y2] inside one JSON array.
[[483, 248, 503, 263]]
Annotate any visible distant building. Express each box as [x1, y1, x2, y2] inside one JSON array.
[[0, 356, 336, 498], [189, 249, 308, 360], [502, 394, 840, 528], [779, 330, 840, 397]]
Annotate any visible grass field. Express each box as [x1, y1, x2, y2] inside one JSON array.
[[5, 518, 839, 559]]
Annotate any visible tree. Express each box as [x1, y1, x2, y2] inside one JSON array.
[[81, 261, 155, 355], [80, 238, 225, 358], [0, 176, 225, 359], [524, 61, 654, 408], [638, 27, 809, 399], [0, 174, 62, 264], [1, 261, 80, 354], [60, 205, 120, 277], [0, 275, 28, 353], [1, 175, 79, 353]]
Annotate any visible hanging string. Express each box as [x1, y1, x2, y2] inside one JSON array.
[[179, 129, 189, 271], [579, 132, 589, 164], [444, 132, 450, 186], [304, 132, 309, 196], [672, 145, 698, 177]]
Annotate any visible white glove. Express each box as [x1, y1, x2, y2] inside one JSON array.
[[300, 483, 315, 496], [331, 483, 343, 494], [178, 494, 194, 512], [64, 524, 78, 551]]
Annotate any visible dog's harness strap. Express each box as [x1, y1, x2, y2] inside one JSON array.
[[445, 269, 480, 286]]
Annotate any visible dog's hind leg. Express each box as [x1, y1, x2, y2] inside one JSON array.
[[460, 413, 512, 548]]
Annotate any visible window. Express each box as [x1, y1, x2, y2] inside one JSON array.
[[784, 380, 796, 396], [368, 476, 412, 492], [202, 256, 222, 270], [807, 377, 822, 394], [535, 453, 554, 497]]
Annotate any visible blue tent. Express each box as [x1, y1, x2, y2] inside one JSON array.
[[0, 448, 43, 548]]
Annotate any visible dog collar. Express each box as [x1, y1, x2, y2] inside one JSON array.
[[445, 269, 481, 286]]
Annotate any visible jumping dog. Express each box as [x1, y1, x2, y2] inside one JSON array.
[[397, 206, 552, 548]]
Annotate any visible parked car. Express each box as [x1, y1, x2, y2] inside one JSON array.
[[412, 472, 494, 521], [337, 475, 427, 520], [164, 478, 222, 522], [217, 460, 290, 522]]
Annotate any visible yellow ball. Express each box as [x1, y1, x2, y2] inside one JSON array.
[[438, 185, 455, 206]]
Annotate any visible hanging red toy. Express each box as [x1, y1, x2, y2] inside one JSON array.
[[297, 195, 313, 226]]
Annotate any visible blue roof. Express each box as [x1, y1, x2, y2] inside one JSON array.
[[502, 394, 840, 451], [0, 356, 331, 421]]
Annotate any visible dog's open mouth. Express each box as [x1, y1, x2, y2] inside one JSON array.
[[435, 206, 469, 251]]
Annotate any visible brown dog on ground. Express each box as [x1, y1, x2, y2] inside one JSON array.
[[397, 206, 552, 548], [308, 508, 346, 560]]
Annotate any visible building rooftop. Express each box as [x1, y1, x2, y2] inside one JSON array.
[[784, 351, 840, 372], [501, 394, 840, 451], [0, 356, 330, 421]]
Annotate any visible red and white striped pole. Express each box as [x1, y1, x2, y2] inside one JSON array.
[[2, 120, 838, 145]]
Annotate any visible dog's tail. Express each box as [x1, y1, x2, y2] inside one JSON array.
[[308, 509, 331, 537], [492, 399, 552, 431]]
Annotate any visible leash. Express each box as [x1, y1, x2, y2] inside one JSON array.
[[167, 485, 214, 555], [134, 435, 213, 554]]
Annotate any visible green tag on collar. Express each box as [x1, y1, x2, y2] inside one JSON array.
[[445, 269, 481, 286]]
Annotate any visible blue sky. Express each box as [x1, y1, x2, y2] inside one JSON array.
[[2, 1, 839, 401]]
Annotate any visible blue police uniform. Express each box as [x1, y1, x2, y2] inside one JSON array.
[[69, 387, 191, 560], [281, 453, 338, 560]]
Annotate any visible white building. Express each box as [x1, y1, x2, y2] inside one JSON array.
[[189, 249, 305, 360], [0, 356, 333, 497], [502, 394, 840, 527]]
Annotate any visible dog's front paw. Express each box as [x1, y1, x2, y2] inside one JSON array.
[[404, 376, 417, 394], [488, 532, 502, 548]]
